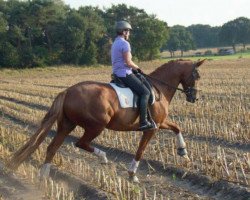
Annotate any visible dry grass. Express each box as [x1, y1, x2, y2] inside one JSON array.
[[0, 58, 249, 199]]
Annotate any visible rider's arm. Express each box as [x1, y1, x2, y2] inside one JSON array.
[[123, 51, 140, 70]]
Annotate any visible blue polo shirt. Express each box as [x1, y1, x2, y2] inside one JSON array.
[[111, 36, 132, 77]]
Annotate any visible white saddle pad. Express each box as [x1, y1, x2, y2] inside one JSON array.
[[109, 83, 155, 108]]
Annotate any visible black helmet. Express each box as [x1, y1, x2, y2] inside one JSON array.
[[115, 21, 132, 33]]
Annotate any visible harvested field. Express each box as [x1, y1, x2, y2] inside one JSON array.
[[0, 58, 249, 200]]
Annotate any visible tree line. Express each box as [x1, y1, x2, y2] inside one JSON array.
[[0, 0, 168, 67], [165, 17, 250, 57], [0, 0, 249, 68]]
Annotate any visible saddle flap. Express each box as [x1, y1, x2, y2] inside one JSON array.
[[109, 83, 155, 108], [110, 83, 135, 108]]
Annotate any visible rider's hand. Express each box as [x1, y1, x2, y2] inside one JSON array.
[[137, 68, 144, 74], [132, 69, 138, 74]]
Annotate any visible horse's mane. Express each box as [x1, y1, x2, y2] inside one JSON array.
[[150, 59, 192, 76], [162, 59, 192, 67]]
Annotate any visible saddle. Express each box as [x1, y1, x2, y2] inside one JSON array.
[[110, 73, 155, 108]]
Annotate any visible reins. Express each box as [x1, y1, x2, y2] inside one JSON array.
[[143, 73, 186, 93], [142, 63, 198, 95]]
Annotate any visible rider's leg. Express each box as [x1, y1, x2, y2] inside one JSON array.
[[138, 94, 153, 130], [119, 74, 153, 130]]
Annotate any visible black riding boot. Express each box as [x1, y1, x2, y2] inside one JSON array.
[[138, 98, 154, 131]]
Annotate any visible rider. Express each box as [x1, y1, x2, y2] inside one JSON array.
[[111, 20, 154, 131]]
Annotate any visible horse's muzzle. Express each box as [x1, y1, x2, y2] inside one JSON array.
[[186, 97, 197, 103], [185, 87, 199, 103]]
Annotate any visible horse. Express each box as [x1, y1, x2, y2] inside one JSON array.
[[7, 59, 205, 182]]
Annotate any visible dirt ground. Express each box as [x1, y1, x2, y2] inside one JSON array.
[[0, 58, 249, 200], [0, 162, 44, 200]]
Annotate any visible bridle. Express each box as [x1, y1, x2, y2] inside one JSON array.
[[180, 64, 200, 99], [144, 64, 200, 97]]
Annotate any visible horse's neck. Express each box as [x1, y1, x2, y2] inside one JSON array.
[[150, 65, 182, 103]]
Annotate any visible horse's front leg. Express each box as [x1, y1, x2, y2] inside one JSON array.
[[160, 120, 190, 161], [128, 130, 155, 183]]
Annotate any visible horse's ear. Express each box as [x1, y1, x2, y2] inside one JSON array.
[[196, 59, 206, 67]]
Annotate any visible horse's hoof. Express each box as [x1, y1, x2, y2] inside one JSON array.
[[128, 172, 140, 183], [100, 156, 108, 164], [182, 155, 190, 162], [177, 147, 187, 157], [129, 175, 140, 183], [39, 163, 51, 179]]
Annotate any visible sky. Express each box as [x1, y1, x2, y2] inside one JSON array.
[[63, 0, 250, 27]]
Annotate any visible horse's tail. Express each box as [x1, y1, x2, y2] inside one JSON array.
[[7, 90, 67, 170]]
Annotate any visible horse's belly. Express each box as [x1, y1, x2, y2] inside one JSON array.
[[106, 108, 139, 131]]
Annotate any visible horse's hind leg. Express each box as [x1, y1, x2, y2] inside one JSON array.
[[75, 126, 108, 164], [39, 116, 76, 178]]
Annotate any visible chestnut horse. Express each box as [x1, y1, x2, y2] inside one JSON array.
[[7, 59, 205, 182]]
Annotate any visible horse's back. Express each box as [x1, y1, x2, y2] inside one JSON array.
[[66, 81, 115, 99]]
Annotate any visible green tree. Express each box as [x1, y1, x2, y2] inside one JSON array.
[[58, 10, 86, 64], [165, 26, 195, 57], [97, 35, 112, 64], [81, 41, 98, 64], [0, 12, 7, 33], [235, 17, 250, 50], [187, 24, 220, 48], [220, 20, 238, 52], [104, 4, 169, 61], [103, 4, 148, 38], [78, 6, 106, 65], [26, 0, 68, 65], [220, 17, 250, 51], [132, 16, 168, 60], [3, 0, 68, 67], [166, 32, 179, 58], [0, 11, 20, 67]]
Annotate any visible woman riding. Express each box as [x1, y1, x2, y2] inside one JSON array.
[[111, 20, 154, 131]]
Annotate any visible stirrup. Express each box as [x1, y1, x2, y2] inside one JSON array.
[[138, 121, 154, 131], [146, 109, 157, 129], [149, 120, 157, 129]]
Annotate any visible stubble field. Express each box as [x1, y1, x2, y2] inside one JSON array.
[[0, 58, 249, 200]]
